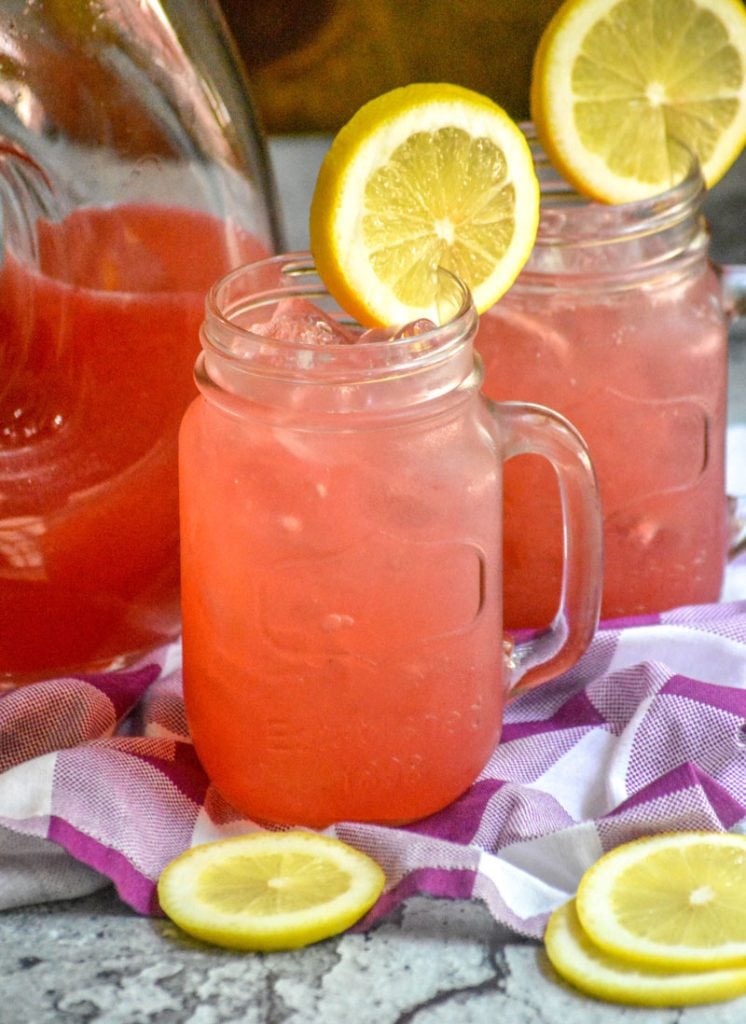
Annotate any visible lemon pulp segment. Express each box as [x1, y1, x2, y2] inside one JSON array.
[[362, 126, 518, 307], [196, 849, 352, 915]]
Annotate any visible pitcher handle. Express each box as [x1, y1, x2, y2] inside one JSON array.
[[0, 135, 68, 266], [489, 400, 603, 696]]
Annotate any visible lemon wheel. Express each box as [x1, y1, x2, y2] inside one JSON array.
[[531, 0, 746, 202], [575, 831, 746, 970], [157, 831, 385, 952], [309, 82, 540, 326]]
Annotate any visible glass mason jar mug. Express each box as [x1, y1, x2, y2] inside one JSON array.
[[477, 130, 734, 629], [179, 254, 604, 828]]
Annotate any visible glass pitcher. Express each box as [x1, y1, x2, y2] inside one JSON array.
[[477, 128, 739, 629], [0, 0, 281, 685], [178, 254, 604, 827]]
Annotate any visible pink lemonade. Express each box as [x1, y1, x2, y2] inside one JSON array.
[[476, 156, 730, 629], [181, 303, 505, 827], [179, 258, 603, 827], [0, 203, 267, 681], [181, 398, 507, 826]]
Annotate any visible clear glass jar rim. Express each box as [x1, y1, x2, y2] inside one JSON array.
[[520, 122, 705, 245], [202, 252, 479, 379]]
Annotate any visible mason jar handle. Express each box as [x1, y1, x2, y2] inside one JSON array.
[[488, 400, 603, 696], [717, 264, 746, 324]]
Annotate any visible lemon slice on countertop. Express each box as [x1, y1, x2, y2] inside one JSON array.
[[531, 0, 746, 203], [309, 82, 540, 326], [157, 830, 385, 952], [545, 898, 746, 1006]]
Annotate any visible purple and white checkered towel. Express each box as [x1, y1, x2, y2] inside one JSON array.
[[3, 594, 746, 939], [4, 427, 746, 938]]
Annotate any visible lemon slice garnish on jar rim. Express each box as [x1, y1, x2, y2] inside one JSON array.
[[309, 82, 540, 327], [530, 0, 746, 203]]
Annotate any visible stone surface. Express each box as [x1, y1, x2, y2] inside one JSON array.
[[2, 887, 746, 1023]]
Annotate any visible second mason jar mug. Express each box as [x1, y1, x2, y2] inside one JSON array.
[[178, 254, 603, 828], [477, 129, 735, 629]]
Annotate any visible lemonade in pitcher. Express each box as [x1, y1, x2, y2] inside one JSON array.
[[0, 0, 279, 683], [1, 205, 267, 680]]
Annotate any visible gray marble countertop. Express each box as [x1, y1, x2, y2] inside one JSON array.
[[2, 138, 745, 1024], [5, 884, 746, 1024]]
